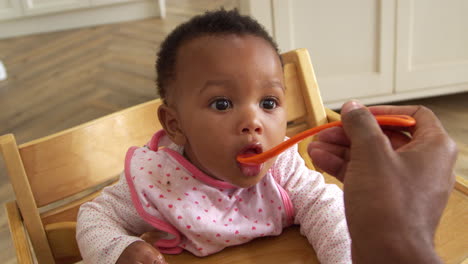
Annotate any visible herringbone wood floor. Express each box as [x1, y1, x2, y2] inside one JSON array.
[[0, 0, 467, 263]]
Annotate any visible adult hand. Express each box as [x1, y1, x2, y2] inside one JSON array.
[[308, 101, 457, 264], [116, 231, 168, 264]]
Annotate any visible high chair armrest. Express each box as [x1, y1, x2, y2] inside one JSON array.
[[5, 201, 34, 264], [325, 108, 341, 122]]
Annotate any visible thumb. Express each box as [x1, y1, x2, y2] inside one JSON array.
[[340, 101, 385, 149]]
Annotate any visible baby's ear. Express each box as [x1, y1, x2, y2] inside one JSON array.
[[157, 104, 186, 145]]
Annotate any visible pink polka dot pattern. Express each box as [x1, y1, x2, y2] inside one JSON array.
[[76, 131, 351, 263]]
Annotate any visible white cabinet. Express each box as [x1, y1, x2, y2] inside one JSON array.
[[395, 0, 468, 92], [0, 0, 165, 39], [273, 0, 395, 104], [241, 0, 468, 108], [91, 0, 135, 5], [21, 0, 90, 16], [0, 0, 22, 20]]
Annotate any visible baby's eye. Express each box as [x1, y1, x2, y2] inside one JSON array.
[[210, 98, 232, 111], [260, 98, 278, 110]]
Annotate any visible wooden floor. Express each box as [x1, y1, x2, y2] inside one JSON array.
[[0, 0, 466, 263]]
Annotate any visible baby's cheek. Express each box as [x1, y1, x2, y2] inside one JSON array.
[[202, 146, 232, 169]]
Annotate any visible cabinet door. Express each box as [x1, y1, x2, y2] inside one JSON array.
[[91, 0, 139, 6], [272, 0, 395, 105], [21, 0, 90, 16], [0, 0, 22, 20], [396, 0, 468, 92]]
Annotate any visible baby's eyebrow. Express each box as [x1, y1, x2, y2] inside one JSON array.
[[199, 80, 233, 94], [266, 80, 285, 91], [200, 79, 285, 94]]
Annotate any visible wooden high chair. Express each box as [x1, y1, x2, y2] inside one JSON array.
[[2, 49, 467, 264]]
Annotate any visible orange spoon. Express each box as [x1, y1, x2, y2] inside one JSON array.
[[237, 114, 416, 165]]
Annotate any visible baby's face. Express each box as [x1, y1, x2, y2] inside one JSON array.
[[168, 34, 287, 188]]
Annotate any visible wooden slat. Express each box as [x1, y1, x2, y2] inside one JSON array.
[[284, 63, 307, 122], [45, 222, 81, 264], [4, 201, 34, 264], [326, 108, 341, 122], [41, 187, 106, 226], [40, 177, 118, 225], [281, 49, 328, 128], [0, 135, 55, 263], [286, 122, 309, 138], [19, 99, 163, 207]]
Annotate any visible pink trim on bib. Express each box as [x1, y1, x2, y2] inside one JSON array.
[[148, 130, 166, 151]]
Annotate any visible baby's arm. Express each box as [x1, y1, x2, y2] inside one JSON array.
[[273, 146, 352, 264], [76, 173, 164, 264]]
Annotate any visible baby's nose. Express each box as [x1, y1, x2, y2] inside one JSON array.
[[239, 109, 263, 134], [242, 125, 262, 134]]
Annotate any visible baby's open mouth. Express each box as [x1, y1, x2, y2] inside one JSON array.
[[237, 144, 263, 177], [237, 144, 263, 158]]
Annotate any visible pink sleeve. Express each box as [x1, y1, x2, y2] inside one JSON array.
[[272, 145, 352, 264], [76, 173, 155, 264]]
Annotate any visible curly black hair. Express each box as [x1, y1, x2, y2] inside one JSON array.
[[155, 8, 281, 103]]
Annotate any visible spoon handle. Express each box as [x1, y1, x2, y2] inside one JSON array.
[[237, 114, 416, 165]]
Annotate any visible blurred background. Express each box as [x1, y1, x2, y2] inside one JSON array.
[[0, 0, 466, 263]]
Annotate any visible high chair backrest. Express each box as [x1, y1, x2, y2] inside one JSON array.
[[0, 48, 327, 264]]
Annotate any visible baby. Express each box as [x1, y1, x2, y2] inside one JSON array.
[[76, 9, 351, 264]]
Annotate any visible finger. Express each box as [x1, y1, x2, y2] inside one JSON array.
[[368, 105, 445, 137], [367, 104, 421, 116], [315, 126, 350, 146], [409, 106, 447, 140], [382, 129, 412, 150], [369, 105, 455, 166], [308, 148, 346, 180], [340, 101, 390, 153], [308, 141, 349, 160]]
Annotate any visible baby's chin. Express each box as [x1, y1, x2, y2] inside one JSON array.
[[229, 178, 264, 189], [209, 172, 263, 188], [203, 159, 276, 188], [232, 161, 276, 188]]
